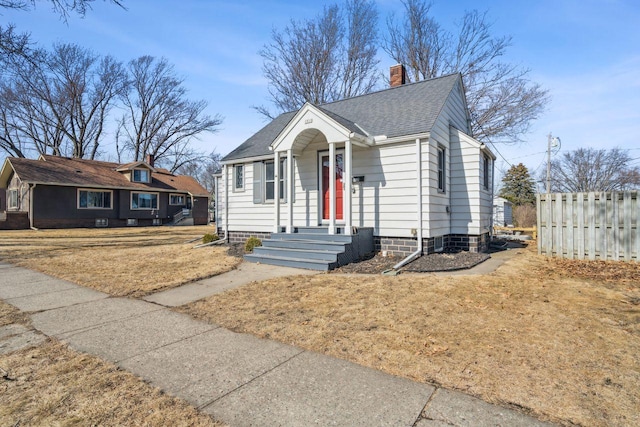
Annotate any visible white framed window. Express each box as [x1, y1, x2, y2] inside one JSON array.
[[483, 154, 490, 190], [265, 159, 286, 202], [437, 146, 446, 193], [131, 192, 158, 210], [78, 189, 112, 209], [8, 189, 18, 209], [234, 165, 244, 191], [170, 194, 186, 205], [132, 168, 151, 183]]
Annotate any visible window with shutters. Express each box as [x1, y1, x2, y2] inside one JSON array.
[[265, 159, 286, 202], [253, 159, 287, 204]]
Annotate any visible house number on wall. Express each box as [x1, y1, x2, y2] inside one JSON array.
[[305, 118, 313, 124]]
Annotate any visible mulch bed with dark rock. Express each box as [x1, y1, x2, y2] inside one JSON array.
[[226, 243, 246, 258], [332, 250, 490, 274]]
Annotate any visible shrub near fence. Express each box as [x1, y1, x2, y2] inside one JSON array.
[[537, 191, 639, 261]]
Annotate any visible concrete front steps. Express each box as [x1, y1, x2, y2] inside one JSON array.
[[244, 227, 374, 271]]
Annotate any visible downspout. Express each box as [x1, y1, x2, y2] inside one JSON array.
[[383, 138, 423, 274], [223, 165, 229, 242], [29, 183, 38, 230], [489, 147, 495, 245]]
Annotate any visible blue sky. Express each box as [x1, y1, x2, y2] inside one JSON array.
[[3, 0, 639, 187]]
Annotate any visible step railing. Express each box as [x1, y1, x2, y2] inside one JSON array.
[[172, 208, 191, 224]]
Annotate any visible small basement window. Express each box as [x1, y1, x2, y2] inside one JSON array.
[[127, 218, 138, 226], [434, 236, 444, 252], [95, 218, 108, 227]]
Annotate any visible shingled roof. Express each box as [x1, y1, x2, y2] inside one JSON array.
[[223, 73, 463, 162], [0, 155, 209, 196]]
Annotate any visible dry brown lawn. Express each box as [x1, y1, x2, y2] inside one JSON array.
[[181, 245, 640, 427], [0, 302, 223, 427], [0, 226, 240, 297]]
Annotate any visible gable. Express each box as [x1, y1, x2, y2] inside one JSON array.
[[270, 103, 358, 154]]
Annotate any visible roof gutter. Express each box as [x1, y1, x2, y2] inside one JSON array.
[[383, 137, 424, 274]]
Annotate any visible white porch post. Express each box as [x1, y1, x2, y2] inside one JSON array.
[[273, 150, 280, 233], [286, 148, 294, 233], [328, 142, 336, 235], [344, 139, 353, 235]]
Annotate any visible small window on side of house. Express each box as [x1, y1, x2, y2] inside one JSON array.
[[483, 155, 490, 190], [234, 165, 244, 191], [8, 189, 18, 209], [437, 146, 446, 193]]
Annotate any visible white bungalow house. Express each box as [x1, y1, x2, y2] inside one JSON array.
[[216, 66, 495, 270]]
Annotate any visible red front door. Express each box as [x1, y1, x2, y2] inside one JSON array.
[[322, 153, 343, 220]]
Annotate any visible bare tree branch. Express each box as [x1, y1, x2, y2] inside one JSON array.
[[118, 56, 222, 172], [259, 0, 379, 118], [0, 43, 127, 159], [383, 1, 549, 143], [545, 148, 640, 192]]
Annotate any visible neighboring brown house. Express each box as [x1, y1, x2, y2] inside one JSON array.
[[0, 155, 210, 230]]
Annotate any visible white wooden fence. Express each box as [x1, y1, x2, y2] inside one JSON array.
[[537, 192, 639, 261]]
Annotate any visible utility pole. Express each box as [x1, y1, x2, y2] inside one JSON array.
[[546, 133, 560, 193]]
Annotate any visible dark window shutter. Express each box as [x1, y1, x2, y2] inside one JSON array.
[[253, 162, 264, 204]]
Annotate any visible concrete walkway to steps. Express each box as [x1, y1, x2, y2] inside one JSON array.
[[0, 261, 555, 427], [144, 261, 319, 307]]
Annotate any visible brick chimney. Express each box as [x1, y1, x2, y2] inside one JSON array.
[[146, 154, 155, 167], [390, 64, 407, 87]]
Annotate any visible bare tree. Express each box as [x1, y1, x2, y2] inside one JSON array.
[[117, 56, 222, 172], [544, 147, 640, 192], [384, 1, 548, 142], [257, 0, 379, 118], [339, 0, 379, 99], [0, 43, 127, 158], [175, 150, 221, 193]]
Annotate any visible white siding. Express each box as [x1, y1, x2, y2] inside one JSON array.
[[449, 129, 493, 235], [221, 160, 290, 233]]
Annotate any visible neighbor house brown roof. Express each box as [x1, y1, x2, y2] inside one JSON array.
[[0, 155, 209, 197]]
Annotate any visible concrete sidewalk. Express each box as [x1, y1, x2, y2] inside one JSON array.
[[0, 262, 554, 427]]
